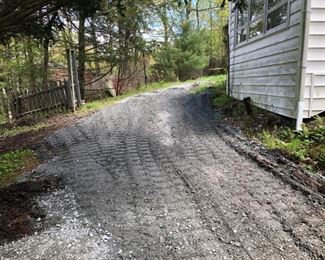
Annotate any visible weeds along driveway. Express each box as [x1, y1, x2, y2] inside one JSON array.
[[1, 84, 325, 259]]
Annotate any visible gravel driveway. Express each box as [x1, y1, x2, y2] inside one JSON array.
[[1, 83, 324, 259]]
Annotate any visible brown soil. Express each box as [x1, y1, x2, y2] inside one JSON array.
[[0, 113, 85, 154], [0, 175, 61, 245]]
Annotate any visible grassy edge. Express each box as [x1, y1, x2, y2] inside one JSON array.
[[0, 149, 38, 187], [0, 77, 216, 186], [0, 77, 217, 138], [78, 78, 212, 114], [208, 75, 325, 173], [0, 122, 52, 138]]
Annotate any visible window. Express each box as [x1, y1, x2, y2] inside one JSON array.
[[267, 1, 288, 30], [249, 18, 264, 38], [236, 0, 248, 43], [235, 0, 288, 45], [249, 0, 264, 39], [250, 0, 264, 21], [268, 0, 283, 9], [237, 28, 248, 43]]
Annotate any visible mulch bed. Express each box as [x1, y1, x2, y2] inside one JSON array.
[[0, 175, 61, 245]]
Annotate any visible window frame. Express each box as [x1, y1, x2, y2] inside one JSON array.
[[234, 0, 290, 47]]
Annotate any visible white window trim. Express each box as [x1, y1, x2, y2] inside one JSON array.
[[234, 0, 290, 48]]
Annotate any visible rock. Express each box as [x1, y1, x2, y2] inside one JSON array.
[[159, 236, 165, 243], [102, 235, 111, 241], [230, 241, 241, 247]]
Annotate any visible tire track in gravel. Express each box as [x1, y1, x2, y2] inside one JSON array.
[[152, 92, 305, 259], [1, 84, 324, 259], [171, 90, 324, 259], [52, 85, 324, 259]]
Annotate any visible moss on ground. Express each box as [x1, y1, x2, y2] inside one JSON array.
[[0, 149, 38, 187]]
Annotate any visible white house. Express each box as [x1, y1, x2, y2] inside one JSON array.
[[228, 0, 325, 129]]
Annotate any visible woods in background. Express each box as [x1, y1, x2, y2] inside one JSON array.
[[0, 0, 229, 98]]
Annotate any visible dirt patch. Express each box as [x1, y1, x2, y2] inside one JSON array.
[[0, 175, 62, 245], [0, 114, 84, 154]]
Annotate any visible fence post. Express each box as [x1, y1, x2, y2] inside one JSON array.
[[66, 49, 76, 112], [64, 79, 73, 111], [71, 49, 82, 107]]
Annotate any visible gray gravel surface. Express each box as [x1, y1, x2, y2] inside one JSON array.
[[1, 83, 325, 259]]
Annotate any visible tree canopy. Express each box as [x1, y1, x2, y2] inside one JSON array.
[[0, 0, 230, 97]]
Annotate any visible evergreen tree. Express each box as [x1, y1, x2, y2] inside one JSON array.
[[174, 22, 209, 81]]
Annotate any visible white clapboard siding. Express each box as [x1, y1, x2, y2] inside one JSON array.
[[304, 74, 325, 117], [311, 0, 325, 8], [307, 48, 325, 60], [310, 8, 325, 22], [308, 35, 325, 48], [309, 22, 325, 34], [303, 0, 325, 118], [229, 0, 303, 118]]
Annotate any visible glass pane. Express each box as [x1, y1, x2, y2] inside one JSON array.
[[237, 10, 248, 28], [268, 0, 284, 9], [249, 18, 264, 38], [237, 28, 247, 43], [250, 0, 264, 21], [267, 4, 288, 30], [236, 0, 248, 28]]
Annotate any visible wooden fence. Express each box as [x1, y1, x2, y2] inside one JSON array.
[[13, 82, 69, 117], [0, 49, 82, 121]]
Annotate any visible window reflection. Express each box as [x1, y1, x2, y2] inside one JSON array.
[[234, 0, 288, 45], [237, 11, 248, 28], [237, 28, 247, 43], [250, 0, 264, 21], [249, 18, 264, 38], [268, 0, 284, 9], [267, 4, 288, 30]]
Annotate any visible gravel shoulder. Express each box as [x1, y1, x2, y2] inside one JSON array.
[[1, 83, 324, 259]]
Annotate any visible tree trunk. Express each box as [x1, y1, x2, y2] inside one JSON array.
[[42, 12, 58, 88], [162, 1, 169, 47], [13, 39, 22, 89], [208, 0, 213, 69], [26, 38, 36, 90], [78, 12, 86, 100], [42, 37, 50, 88], [184, 0, 192, 21], [90, 19, 100, 76], [196, 0, 200, 30]]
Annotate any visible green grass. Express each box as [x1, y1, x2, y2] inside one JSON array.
[[0, 149, 38, 187], [208, 75, 325, 171], [189, 75, 227, 94], [1, 79, 206, 139], [79, 77, 215, 114], [0, 113, 6, 124], [261, 130, 308, 161], [260, 118, 325, 168], [0, 122, 51, 138]]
